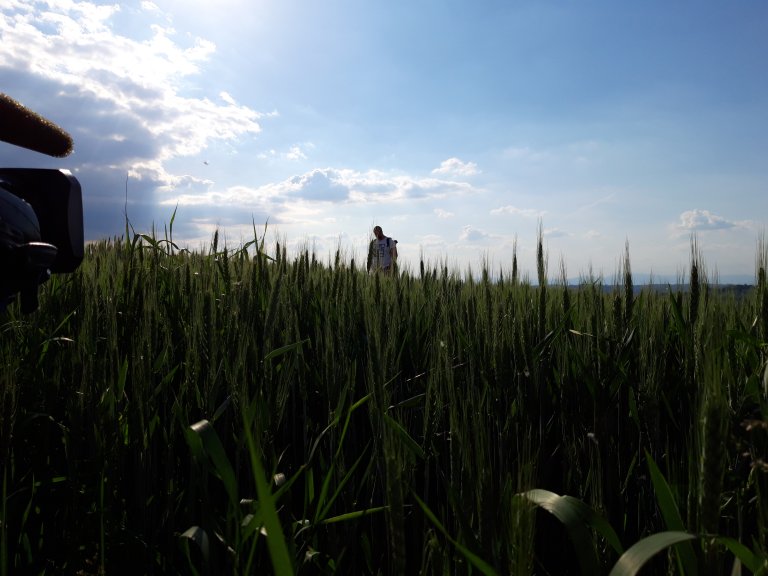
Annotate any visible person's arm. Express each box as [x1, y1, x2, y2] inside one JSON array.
[[390, 242, 398, 261]]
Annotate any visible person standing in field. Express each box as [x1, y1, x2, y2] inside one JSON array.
[[367, 225, 398, 273]]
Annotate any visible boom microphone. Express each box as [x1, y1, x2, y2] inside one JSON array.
[[0, 93, 73, 157]]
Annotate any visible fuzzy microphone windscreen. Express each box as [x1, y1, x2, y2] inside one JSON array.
[[0, 93, 73, 158]]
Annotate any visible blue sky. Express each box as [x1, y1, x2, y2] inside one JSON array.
[[2, 0, 766, 282]]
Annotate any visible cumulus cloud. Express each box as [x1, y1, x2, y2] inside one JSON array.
[[286, 169, 349, 201], [285, 145, 308, 161], [259, 143, 314, 161], [459, 225, 494, 242], [0, 0, 266, 233], [293, 168, 475, 203], [677, 209, 738, 231], [543, 228, 569, 239], [418, 234, 444, 248], [434, 208, 454, 219], [162, 167, 479, 228], [490, 205, 545, 218], [431, 157, 479, 177]]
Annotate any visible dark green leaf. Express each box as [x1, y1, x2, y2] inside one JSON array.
[[520, 489, 615, 574], [645, 451, 698, 576], [608, 531, 697, 576]]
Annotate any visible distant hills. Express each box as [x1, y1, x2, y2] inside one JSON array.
[[564, 273, 756, 287], [554, 274, 758, 298]]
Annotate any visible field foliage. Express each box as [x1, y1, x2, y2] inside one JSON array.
[[1, 228, 767, 575]]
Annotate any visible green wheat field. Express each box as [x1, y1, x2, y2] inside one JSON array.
[[1, 225, 767, 575]]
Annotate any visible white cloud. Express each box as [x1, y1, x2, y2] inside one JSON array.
[[677, 209, 739, 231], [341, 170, 475, 203], [284, 143, 315, 161], [418, 234, 444, 248], [434, 208, 454, 219], [286, 169, 348, 201], [432, 157, 479, 177], [220, 91, 237, 105], [257, 142, 314, 161], [0, 0, 264, 165], [163, 168, 479, 226], [285, 145, 307, 161], [490, 205, 545, 218], [543, 228, 569, 239], [459, 225, 494, 242], [584, 229, 601, 239]]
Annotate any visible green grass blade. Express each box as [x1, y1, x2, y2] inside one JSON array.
[[334, 393, 371, 459], [138, 233, 160, 250], [383, 413, 425, 460], [313, 462, 335, 525], [645, 451, 698, 576], [520, 488, 621, 572], [413, 492, 498, 576], [169, 202, 178, 241], [271, 464, 308, 504], [311, 398, 372, 524], [242, 414, 294, 576], [387, 393, 426, 411], [179, 526, 210, 564], [188, 420, 238, 507], [608, 531, 697, 576], [559, 495, 624, 555], [240, 510, 264, 542], [717, 536, 765, 574], [317, 443, 371, 522], [115, 357, 128, 401], [263, 339, 309, 362], [320, 506, 388, 524]]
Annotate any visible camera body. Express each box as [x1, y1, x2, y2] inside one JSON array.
[[0, 169, 84, 312], [1, 94, 84, 313]]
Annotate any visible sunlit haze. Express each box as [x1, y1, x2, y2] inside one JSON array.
[[2, 1, 766, 282]]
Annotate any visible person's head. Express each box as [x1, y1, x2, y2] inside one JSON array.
[[373, 226, 384, 240]]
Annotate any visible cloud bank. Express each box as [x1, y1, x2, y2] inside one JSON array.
[[1, 0, 264, 235], [677, 209, 743, 232]]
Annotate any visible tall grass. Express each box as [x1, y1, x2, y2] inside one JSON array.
[[0, 227, 766, 574]]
